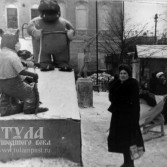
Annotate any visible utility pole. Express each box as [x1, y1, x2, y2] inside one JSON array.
[[96, 0, 99, 86], [154, 13, 158, 44], [121, 0, 124, 63]]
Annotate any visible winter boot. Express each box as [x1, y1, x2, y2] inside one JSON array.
[[24, 107, 48, 114], [40, 63, 54, 71], [120, 152, 135, 167], [58, 64, 72, 72]]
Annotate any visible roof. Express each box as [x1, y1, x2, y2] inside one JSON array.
[[136, 45, 167, 59]]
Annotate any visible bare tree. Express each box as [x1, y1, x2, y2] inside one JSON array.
[[83, 2, 150, 74], [98, 6, 149, 65]]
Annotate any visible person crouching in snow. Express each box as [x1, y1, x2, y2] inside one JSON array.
[[0, 29, 48, 115], [27, 0, 75, 71]]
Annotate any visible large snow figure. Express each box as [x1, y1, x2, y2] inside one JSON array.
[[27, 0, 75, 71]]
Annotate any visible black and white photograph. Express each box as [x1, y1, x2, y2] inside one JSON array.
[[0, 0, 167, 166]]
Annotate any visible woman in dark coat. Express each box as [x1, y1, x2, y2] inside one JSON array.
[[108, 64, 145, 167]]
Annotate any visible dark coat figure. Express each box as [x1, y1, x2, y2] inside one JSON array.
[[107, 64, 144, 167], [155, 72, 167, 95], [139, 82, 156, 107], [155, 72, 167, 124], [149, 72, 158, 94], [155, 81, 167, 95]]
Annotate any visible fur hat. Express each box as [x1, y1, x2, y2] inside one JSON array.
[[1, 30, 19, 50], [119, 64, 132, 77], [156, 72, 164, 79]]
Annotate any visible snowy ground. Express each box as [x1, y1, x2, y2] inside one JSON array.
[[80, 92, 167, 167], [0, 90, 167, 167]]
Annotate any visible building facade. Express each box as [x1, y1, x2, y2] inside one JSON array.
[[0, 0, 122, 73]]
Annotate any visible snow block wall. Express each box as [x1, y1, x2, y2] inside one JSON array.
[[0, 69, 82, 165]]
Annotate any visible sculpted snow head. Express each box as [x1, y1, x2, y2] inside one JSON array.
[[38, 0, 61, 22]]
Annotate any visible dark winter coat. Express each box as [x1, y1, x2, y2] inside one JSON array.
[[155, 81, 167, 95], [107, 78, 145, 153]]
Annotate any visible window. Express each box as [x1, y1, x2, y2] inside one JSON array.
[[31, 4, 39, 19], [59, 2, 66, 18], [76, 4, 88, 30], [99, 5, 110, 30], [6, 5, 18, 29]]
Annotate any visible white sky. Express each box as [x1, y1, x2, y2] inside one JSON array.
[[124, 1, 167, 35]]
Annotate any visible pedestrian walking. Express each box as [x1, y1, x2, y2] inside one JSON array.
[[107, 64, 145, 167]]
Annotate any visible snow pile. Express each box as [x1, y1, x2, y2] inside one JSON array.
[[88, 72, 113, 91]]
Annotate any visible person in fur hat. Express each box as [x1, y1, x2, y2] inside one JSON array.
[[0, 29, 47, 115], [155, 72, 167, 95], [27, 0, 75, 71], [108, 64, 145, 167], [155, 72, 167, 124]]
